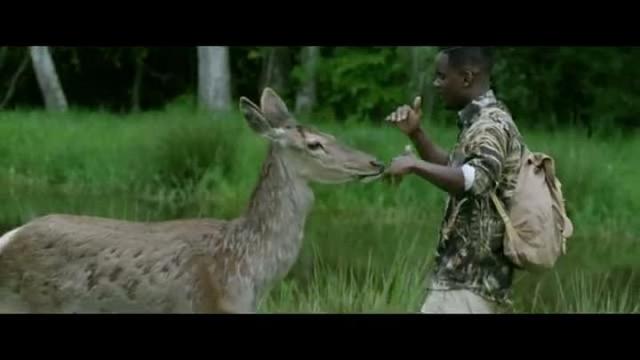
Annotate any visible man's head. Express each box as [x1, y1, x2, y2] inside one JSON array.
[[433, 47, 494, 110]]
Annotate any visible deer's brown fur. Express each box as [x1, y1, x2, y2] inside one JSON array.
[[0, 88, 384, 313]]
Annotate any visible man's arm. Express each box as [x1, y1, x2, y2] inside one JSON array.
[[386, 155, 474, 197], [462, 117, 510, 196], [386, 96, 450, 166], [408, 128, 450, 166], [409, 159, 466, 197], [387, 117, 510, 197]]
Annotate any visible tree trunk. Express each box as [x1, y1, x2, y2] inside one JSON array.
[[259, 47, 290, 95], [0, 47, 8, 72], [29, 46, 68, 112], [1, 50, 29, 109], [197, 46, 231, 112], [295, 46, 319, 115], [131, 49, 148, 112]]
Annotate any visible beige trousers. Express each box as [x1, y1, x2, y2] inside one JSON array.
[[420, 288, 496, 314]]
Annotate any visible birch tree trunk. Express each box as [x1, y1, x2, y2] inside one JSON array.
[[0, 47, 8, 71], [197, 46, 231, 112], [30, 46, 68, 112], [131, 48, 148, 112], [1, 50, 29, 109], [295, 46, 319, 115], [259, 47, 290, 95]]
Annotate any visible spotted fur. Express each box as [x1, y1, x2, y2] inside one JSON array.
[[0, 88, 384, 313]]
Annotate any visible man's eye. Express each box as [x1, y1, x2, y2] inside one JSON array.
[[307, 142, 323, 150]]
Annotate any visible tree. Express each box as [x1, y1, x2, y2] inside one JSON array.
[[30, 46, 68, 112], [0, 47, 29, 109], [197, 46, 231, 112], [259, 47, 291, 95], [131, 48, 148, 112], [295, 46, 319, 115]]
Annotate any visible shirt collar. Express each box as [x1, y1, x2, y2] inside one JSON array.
[[457, 89, 498, 129]]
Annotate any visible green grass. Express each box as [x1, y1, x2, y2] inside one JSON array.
[[0, 107, 638, 313]]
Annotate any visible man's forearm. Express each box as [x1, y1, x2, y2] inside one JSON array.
[[409, 128, 449, 166], [409, 159, 466, 197]]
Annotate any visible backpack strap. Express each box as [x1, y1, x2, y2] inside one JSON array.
[[490, 192, 521, 245]]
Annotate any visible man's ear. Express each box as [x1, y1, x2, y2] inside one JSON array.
[[461, 64, 481, 88], [462, 69, 474, 88], [240, 96, 271, 135]]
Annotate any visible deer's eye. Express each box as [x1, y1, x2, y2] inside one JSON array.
[[307, 142, 323, 151]]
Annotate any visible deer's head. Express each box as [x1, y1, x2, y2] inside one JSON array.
[[240, 88, 385, 184]]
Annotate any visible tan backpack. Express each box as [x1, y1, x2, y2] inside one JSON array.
[[490, 147, 574, 272]]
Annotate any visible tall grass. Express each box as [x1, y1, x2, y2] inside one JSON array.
[[0, 107, 638, 313]]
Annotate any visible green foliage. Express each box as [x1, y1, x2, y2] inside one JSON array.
[[493, 47, 640, 132], [313, 47, 409, 122], [150, 112, 242, 189], [1, 46, 639, 131]]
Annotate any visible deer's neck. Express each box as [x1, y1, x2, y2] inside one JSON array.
[[241, 145, 314, 288]]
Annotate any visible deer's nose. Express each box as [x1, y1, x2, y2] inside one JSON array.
[[370, 160, 385, 169]]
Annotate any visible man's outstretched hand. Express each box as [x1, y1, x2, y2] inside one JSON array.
[[384, 145, 418, 185], [385, 96, 423, 136]]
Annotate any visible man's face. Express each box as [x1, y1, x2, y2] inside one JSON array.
[[432, 52, 469, 110]]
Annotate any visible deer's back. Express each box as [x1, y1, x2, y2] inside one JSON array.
[[0, 214, 230, 313]]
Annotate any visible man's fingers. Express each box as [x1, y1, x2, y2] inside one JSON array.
[[403, 144, 414, 155], [383, 173, 403, 186], [413, 96, 422, 111], [387, 113, 394, 121], [386, 103, 418, 124], [398, 106, 409, 121]]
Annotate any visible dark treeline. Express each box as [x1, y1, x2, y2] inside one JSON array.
[[1, 46, 638, 134]]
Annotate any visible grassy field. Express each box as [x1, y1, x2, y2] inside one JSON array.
[[0, 106, 638, 313]]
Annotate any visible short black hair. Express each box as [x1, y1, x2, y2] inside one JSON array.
[[439, 47, 494, 74]]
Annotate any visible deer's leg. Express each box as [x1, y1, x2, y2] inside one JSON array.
[[0, 301, 30, 313], [216, 293, 256, 314], [214, 279, 257, 314], [187, 264, 253, 313], [191, 290, 255, 314], [0, 288, 34, 313]]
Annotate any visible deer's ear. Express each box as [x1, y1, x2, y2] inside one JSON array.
[[260, 87, 293, 128], [240, 97, 271, 135]]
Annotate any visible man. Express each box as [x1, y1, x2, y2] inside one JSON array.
[[385, 47, 523, 313]]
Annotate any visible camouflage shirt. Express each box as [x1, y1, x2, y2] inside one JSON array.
[[430, 89, 523, 306]]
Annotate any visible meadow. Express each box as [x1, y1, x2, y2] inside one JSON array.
[[1, 104, 638, 313]]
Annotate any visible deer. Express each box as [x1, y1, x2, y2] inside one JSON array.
[[0, 88, 385, 313]]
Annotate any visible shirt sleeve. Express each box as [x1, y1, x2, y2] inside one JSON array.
[[462, 111, 511, 196], [461, 163, 476, 191]]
